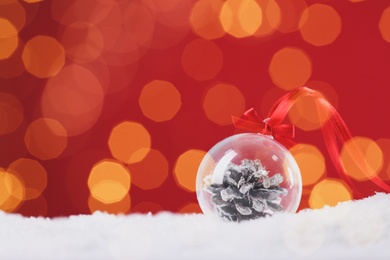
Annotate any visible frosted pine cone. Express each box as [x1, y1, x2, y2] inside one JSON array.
[[205, 159, 288, 222]]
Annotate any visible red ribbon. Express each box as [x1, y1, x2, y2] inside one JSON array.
[[233, 108, 295, 148], [233, 86, 390, 194]]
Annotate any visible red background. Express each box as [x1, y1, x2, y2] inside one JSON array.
[[1, 0, 390, 217]]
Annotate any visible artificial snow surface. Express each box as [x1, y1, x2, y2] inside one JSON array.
[[1, 193, 390, 259]]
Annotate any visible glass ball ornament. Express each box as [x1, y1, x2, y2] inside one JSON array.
[[196, 133, 302, 222]]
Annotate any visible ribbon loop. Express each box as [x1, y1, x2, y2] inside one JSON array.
[[233, 86, 390, 194]]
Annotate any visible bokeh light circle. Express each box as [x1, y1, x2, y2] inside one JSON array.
[[22, 35, 65, 78], [127, 149, 169, 190], [51, 0, 114, 26], [309, 178, 352, 209], [290, 144, 325, 186], [181, 39, 223, 81], [0, 0, 26, 33], [88, 193, 131, 214], [0, 93, 24, 136], [376, 138, 390, 181], [275, 0, 308, 33], [108, 121, 151, 164], [88, 159, 131, 204], [96, 3, 140, 67], [379, 6, 390, 43], [288, 95, 329, 131], [189, 0, 225, 40], [122, 1, 155, 47], [174, 149, 207, 192], [269, 47, 312, 90], [0, 18, 19, 60], [179, 202, 202, 214], [24, 118, 68, 160], [340, 137, 383, 181], [132, 201, 163, 214], [143, 0, 191, 50], [253, 0, 281, 37], [202, 83, 246, 126], [41, 64, 104, 136], [219, 0, 263, 38], [299, 4, 342, 46], [7, 158, 47, 200], [23, 0, 44, 3], [0, 169, 24, 212], [60, 22, 104, 64], [139, 80, 182, 122]]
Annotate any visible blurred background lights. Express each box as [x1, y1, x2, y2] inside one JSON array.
[[7, 158, 47, 200], [376, 138, 390, 181], [101, 40, 139, 68], [0, 93, 24, 136], [305, 81, 339, 109], [132, 201, 163, 214], [95, 5, 140, 67], [290, 144, 326, 186], [50, 0, 114, 26], [24, 118, 68, 160], [146, 0, 181, 12], [122, 1, 155, 48], [0, 168, 25, 212], [299, 4, 342, 46], [340, 137, 383, 181], [108, 121, 151, 164], [179, 202, 202, 214], [288, 95, 329, 131], [41, 64, 104, 136], [0, 41, 26, 79], [0, 0, 389, 217], [142, 0, 191, 50], [24, 0, 44, 3], [0, 169, 10, 207], [88, 193, 131, 214], [88, 159, 131, 204], [0, 0, 26, 33], [274, 0, 307, 34], [127, 149, 169, 190], [253, 0, 281, 37], [139, 80, 182, 122], [202, 83, 245, 126], [60, 22, 104, 64], [181, 39, 223, 81], [269, 47, 312, 90], [174, 149, 207, 192], [0, 18, 19, 60], [220, 0, 263, 38], [189, 0, 225, 40], [309, 179, 352, 209], [379, 6, 390, 43], [22, 35, 65, 78]]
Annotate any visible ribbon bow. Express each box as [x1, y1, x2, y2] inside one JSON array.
[[233, 108, 295, 148]]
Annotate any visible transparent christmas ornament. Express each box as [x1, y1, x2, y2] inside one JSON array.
[[196, 133, 302, 222]]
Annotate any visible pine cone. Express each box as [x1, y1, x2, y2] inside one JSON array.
[[205, 159, 288, 222]]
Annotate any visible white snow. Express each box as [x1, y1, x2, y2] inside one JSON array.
[[1, 193, 390, 259]]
